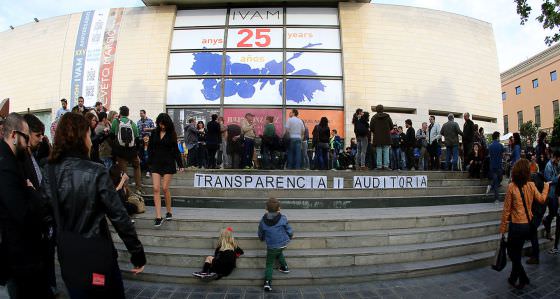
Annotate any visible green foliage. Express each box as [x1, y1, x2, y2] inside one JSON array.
[[551, 115, 560, 145], [516, 0, 560, 45], [519, 120, 539, 144]]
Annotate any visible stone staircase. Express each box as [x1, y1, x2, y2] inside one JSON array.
[[111, 170, 553, 286]]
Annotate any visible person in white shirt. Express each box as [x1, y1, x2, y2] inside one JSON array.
[[284, 109, 305, 169], [427, 115, 442, 170], [55, 98, 70, 120]]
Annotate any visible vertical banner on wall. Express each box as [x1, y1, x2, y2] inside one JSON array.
[[70, 8, 123, 109], [98, 8, 124, 109], [70, 10, 94, 108]]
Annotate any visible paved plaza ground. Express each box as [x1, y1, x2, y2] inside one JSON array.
[[1, 249, 559, 299]]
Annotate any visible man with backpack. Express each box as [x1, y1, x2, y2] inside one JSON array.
[[111, 106, 143, 194]]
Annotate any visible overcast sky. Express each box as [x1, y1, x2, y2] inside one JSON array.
[[0, 0, 554, 72]]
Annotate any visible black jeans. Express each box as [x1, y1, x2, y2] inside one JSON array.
[[543, 196, 558, 235], [529, 212, 544, 260], [507, 223, 531, 285], [7, 266, 54, 299], [405, 147, 414, 170], [207, 144, 219, 169]]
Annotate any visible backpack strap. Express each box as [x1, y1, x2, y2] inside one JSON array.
[[517, 185, 532, 222]]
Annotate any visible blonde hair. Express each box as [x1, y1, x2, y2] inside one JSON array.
[[218, 228, 237, 251]]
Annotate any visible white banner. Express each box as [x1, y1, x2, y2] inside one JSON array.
[[353, 176, 428, 189], [227, 28, 283, 49], [194, 173, 328, 189], [175, 9, 227, 27], [229, 8, 283, 26], [171, 29, 225, 50], [286, 52, 342, 76], [82, 9, 109, 106], [286, 28, 340, 49], [286, 7, 339, 25]]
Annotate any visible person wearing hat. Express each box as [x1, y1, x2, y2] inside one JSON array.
[[55, 98, 70, 120]]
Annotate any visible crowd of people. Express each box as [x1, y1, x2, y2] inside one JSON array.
[[1, 98, 560, 295]]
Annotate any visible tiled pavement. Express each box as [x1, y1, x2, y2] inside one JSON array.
[[2, 251, 559, 298]]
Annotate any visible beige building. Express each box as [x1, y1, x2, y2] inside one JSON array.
[[0, 1, 502, 142], [501, 43, 560, 134]]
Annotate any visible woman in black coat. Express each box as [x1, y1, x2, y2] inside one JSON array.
[[42, 112, 145, 298], [148, 113, 184, 227]]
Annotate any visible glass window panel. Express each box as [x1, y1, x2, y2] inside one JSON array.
[[286, 7, 339, 25], [167, 107, 221, 137], [286, 28, 340, 49], [224, 52, 283, 75], [229, 8, 283, 26], [223, 78, 283, 105], [285, 79, 343, 106], [167, 79, 222, 105], [168, 52, 223, 76], [286, 52, 342, 76], [171, 29, 224, 50], [551, 71, 557, 81], [227, 28, 283, 49], [175, 9, 227, 27]]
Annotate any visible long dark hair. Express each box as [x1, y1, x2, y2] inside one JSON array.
[[49, 112, 90, 163], [319, 117, 328, 128], [513, 132, 521, 146], [155, 113, 177, 141], [511, 158, 530, 188]]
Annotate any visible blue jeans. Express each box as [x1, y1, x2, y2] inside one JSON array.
[[446, 145, 459, 171], [489, 168, 503, 202], [287, 138, 302, 169], [376, 146, 390, 168], [242, 138, 255, 168], [391, 147, 401, 170], [356, 137, 368, 168], [314, 144, 329, 170]]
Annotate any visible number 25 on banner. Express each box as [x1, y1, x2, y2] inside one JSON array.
[[228, 28, 282, 48], [238, 29, 270, 47]]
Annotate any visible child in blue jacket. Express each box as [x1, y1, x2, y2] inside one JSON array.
[[258, 198, 293, 292]]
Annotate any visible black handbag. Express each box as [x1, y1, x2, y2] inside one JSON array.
[[491, 235, 508, 271], [48, 166, 115, 289]]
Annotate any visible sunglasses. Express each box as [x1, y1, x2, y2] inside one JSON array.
[[14, 130, 30, 143]]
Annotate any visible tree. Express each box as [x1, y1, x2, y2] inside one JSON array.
[[519, 120, 539, 145], [516, 0, 560, 45], [551, 115, 560, 146]]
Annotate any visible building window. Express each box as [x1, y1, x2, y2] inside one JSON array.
[[552, 71, 557, 81], [517, 111, 523, 130], [554, 100, 559, 119], [534, 105, 541, 127], [515, 86, 522, 95], [533, 79, 539, 88], [504, 115, 509, 134], [502, 92, 506, 101]]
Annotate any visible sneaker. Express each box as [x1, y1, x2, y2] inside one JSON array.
[[486, 185, 491, 195], [526, 257, 539, 265], [146, 172, 151, 178], [154, 218, 164, 227], [202, 272, 217, 280], [136, 188, 145, 195], [192, 272, 206, 278], [278, 266, 290, 274], [165, 212, 173, 221], [263, 280, 272, 292], [548, 248, 559, 255]]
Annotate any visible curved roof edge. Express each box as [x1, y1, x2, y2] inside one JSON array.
[[501, 43, 560, 82]]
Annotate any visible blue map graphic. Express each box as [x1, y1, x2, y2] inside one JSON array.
[[190, 43, 326, 103]]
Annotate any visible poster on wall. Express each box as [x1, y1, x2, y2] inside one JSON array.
[[287, 109, 345, 138], [223, 78, 282, 105], [171, 29, 225, 50], [175, 9, 227, 27], [284, 79, 343, 106], [225, 52, 283, 75], [167, 107, 220, 137], [286, 28, 340, 49], [286, 52, 342, 76], [70, 8, 124, 108], [168, 52, 223, 76], [167, 79, 222, 105], [223, 108, 283, 136], [286, 7, 339, 25], [229, 8, 283, 26]]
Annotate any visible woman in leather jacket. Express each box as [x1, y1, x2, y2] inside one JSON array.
[[42, 112, 146, 298]]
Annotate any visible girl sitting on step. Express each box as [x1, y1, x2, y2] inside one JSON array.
[[193, 227, 244, 280]]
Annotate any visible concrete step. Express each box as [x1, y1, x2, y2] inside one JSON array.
[[142, 193, 503, 209], [115, 234, 502, 268], [142, 186, 489, 198], [130, 204, 503, 232], [120, 238, 554, 286], [113, 221, 500, 249]]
